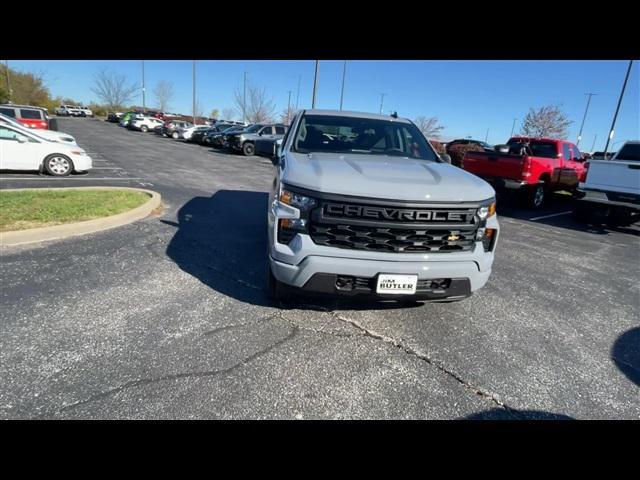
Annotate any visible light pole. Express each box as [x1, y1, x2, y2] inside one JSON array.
[[192, 60, 196, 125], [576, 92, 597, 146], [312, 61, 319, 108], [243, 71, 247, 124], [379, 93, 386, 115], [604, 60, 633, 159], [590, 134, 597, 152], [510, 118, 518, 137], [485, 128, 490, 143], [4, 60, 12, 102], [339, 60, 347, 111], [296, 74, 301, 110], [142, 60, 146, 113], [287, 90, 292, 125]]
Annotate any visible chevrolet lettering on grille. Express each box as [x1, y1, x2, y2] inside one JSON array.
[[324, 203, 469, 222]]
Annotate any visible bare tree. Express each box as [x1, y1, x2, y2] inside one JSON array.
[[91, 68, 140, 111], [280, 106, 297, 125], [520, 105, 572, 139], [153, 81, 174, 112], [233, 82, 276, 124], [414, 116, 445, 139], [222, 108, 235, 121]]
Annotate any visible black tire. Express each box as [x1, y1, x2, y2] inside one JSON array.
[[242, 142, 255, 156], [525, 183, 546, 209], [141, 125, 149, 133], [266, 264, 289, 302], [43, 154, 73, 176]]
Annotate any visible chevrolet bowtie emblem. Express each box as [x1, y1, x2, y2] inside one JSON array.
[[447, 234, 460, 241]]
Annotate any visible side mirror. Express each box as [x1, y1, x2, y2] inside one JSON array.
[[495, 144, 509, 153], [17, 135, 28, 143], [440, 153, 452, 164]]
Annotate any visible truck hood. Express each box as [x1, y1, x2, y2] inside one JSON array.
[[283, 152, 495, 202]]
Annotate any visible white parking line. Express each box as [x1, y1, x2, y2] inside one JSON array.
[[529, 211, 572, 221], [91, 167, 125, 170]]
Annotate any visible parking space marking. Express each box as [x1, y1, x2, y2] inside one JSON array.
[[529, 211, 572, 221], [0, 177, 142, 181], [91, 167, 125, 170]]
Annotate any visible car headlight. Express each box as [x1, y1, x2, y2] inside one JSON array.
[[277, 187, 318, 244], [279, 188, 317, 211], [477, 200, 496, 220]]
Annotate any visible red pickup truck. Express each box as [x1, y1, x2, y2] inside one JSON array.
[[462, 136, 587, 208]]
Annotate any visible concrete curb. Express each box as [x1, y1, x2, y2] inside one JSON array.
[[1, 186, 162, 247]]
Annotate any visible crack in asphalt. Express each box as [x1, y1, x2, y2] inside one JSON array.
[[54, 317, 297, 417], [298, 302, 522, 418]]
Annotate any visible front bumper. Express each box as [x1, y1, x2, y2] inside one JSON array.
[[73, 155, 93, 171], [268, 200, 498, 298]]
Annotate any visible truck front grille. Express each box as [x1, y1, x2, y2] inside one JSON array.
[[308, 199, 479, 253]]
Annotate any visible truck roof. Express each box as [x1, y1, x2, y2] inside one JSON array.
[[510, 136, 570, 144], [302, 109, 412, 124]]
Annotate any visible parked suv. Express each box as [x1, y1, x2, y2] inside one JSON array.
[[55, 105, 83, 117], [128, 115, 164, 132], [160, 120, 193, 138], [0, 104, 51, 130], [267, 110, 499, 302], [228, 124, 288, 156]]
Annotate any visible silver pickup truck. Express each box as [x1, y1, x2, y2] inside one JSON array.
[[267, 109, 499, 302]]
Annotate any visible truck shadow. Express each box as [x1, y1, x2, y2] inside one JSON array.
[[611, 326, 640, 387], [163, 190, 425, 311], [461, 409, 574, 420], [496, 191, 640, 237]]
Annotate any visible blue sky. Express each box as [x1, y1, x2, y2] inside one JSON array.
[[8, 60, 639, 150]]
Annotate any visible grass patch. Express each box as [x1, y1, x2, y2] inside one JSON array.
[[0, 189, 150, 232]]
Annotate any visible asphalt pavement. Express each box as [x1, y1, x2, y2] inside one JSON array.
[[1, 117, 638, 419]]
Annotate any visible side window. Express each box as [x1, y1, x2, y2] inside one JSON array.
[[20, 109, 43, 120], [562, 143, 572, 161], [275, 126, 286, 135], [0, 107, 16, 118], [572, 146, 582, 161], [261, 126, 273, 135], [0, 126, 21, 141]]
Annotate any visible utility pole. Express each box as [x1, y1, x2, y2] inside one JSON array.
[[192, 60, 196, 125], [339, 60, 347, 111], [485, 128, 490, 143], [287, 90, 292, 125], [590, 134, 597, 152], [576, 92, 597, 146], [604, 60, 633, 159], [295, 75, 301, 110], [243, 71, 247, 124], [379, 93, 386, 115], [142, 60, 146, 113], [312, 61, 319, 108], [4, 60, 11, 102], [510, 118, 518, 137]]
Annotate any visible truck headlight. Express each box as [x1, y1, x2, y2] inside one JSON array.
[[477, 200, 496, 220], [279, 189, 317, 211]]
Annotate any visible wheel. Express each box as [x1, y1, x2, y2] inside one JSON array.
[[172, 131, 179, 139], [242, 142, 255, 156], [44, 154, 73, 176], [525, 183, 546, 209], [141, 125, 148, 132]]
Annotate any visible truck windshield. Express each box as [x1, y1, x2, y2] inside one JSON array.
[[292, 115, 439, 161], [615, 143, 640, 161]]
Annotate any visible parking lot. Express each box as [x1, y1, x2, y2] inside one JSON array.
[[1, 117, 638, 419]]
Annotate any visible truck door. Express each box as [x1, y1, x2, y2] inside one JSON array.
[[559, 142, 578, 189]]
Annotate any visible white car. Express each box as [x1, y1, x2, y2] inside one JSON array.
[[78, 106, 93, 117], [55, 105, 83, 117], [0, 123, 92, 176], [129, 115, 164, 133], [180, 125, 210, 141], [0, 113, 78, 145]]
